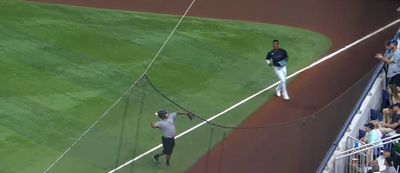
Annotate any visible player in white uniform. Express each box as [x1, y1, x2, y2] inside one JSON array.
[[266, 40, 290, 100]]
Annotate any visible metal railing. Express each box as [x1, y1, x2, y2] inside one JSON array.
[[334, 134, 400, 173], [317, 26, 400, 173]]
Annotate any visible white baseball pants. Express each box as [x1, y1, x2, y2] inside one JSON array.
[[274, 66, 289, 98]]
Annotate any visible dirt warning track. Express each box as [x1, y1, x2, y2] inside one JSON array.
[[30, 0, 400, 172]]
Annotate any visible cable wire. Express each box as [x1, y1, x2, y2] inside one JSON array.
[[144, 64, 377, 130]]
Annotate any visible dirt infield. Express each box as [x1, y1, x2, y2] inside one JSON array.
[[30, 0, 400, 172]]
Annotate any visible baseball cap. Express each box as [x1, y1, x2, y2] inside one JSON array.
[[156, 110, 168, 117], [364, 122, 374, 129], [389, 39, 398, 46]]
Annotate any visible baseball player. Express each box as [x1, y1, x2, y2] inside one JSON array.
[[151, 109, 194, 166], [266, 39, 290, 100]]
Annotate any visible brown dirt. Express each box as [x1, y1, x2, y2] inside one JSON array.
[[29, 0, 400, 172]]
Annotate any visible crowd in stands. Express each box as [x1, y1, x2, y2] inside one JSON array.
[[357, 38, 400, 173]]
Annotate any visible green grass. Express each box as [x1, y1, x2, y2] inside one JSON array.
[[0, 0, 331, 172]]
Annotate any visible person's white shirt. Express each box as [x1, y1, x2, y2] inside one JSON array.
[[377, 155, 387, 172]]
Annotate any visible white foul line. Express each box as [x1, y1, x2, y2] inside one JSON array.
[[108, 18, 400, 173], [43, 0, 198, 172]]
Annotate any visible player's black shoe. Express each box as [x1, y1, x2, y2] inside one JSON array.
[[152, 155, 160, 164], [166, 160, 170, 167]]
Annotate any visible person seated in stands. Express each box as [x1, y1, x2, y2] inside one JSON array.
[[367, 160, 380, 173], [389, 84, 400, 104], [363, 123, 384, 167], [375, 108, 393, 130], [368, 150, 392, 173], [383, 108, 394, 125], [384, 157, 397, 173], [362, 123, 383, 145], [377, 149, 392, 172], [375, 40, 400, 86], [380, 103, 400, 134]]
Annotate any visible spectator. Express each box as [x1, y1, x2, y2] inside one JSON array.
[[373, 108, 392, 130], [367, 160, 380, 173], [362, 122, 383, 163], [381, 103, 400, 134], [376, 40, 400, 86], [384, 157, 397, 173], [389, 84, 400, 104], [382, 108, 393, 125], [377, 149, 392, 172], [362, 122, 383, 145]]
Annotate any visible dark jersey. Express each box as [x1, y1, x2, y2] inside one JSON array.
[[391, 113, 400, 124], [266, 48, 288, 67]]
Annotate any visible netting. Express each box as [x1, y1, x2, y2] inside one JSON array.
[[45, 73, 234, 173], [37, 0, 394, 172], [44, 68, 268, 173], [188, 66, 376, 173], [45, 62, 376, 173]]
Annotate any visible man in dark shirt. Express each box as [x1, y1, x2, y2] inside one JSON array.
[[266, 40, 290, 100], [381, 103, 400, 134]]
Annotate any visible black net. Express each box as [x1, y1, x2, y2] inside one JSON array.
[[47, 63, 376, 173], [185, 65, 376, 173]]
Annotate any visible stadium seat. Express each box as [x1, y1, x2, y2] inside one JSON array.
[[382, 89, 391, 109], [359, 129, 366, 140], [370, 109, 383, 121], [381, 134, 392, 151]]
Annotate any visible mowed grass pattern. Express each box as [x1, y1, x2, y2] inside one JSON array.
[[0, 0, 331, 172]]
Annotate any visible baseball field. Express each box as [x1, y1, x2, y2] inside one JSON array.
[[0, 0, 334, 172]]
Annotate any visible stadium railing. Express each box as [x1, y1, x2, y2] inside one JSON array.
[[318, 28, 400, 173], [334, 134, 400, 172]]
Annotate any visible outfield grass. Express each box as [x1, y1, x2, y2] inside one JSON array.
[[0, 0, 331, 172]]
